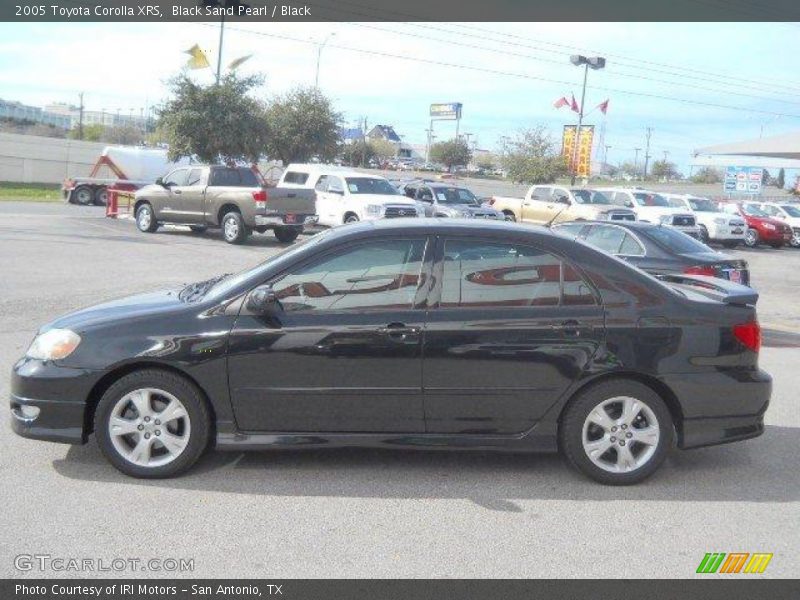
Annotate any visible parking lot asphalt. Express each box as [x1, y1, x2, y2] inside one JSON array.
[[1, 202, 798, 578]]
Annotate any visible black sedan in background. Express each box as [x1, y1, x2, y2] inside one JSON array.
[[11, 220, 769, 484], [553, 220, 750, 286]]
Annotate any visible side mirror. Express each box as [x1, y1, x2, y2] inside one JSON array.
[[247, 284, 279, 313], [624, 200, 633, 208], [556, 195, 570, 205], [155, 177, 165, 187], [330, 188, 344, 196]]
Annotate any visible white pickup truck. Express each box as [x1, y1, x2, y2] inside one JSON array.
[[663, 193, 746, 248], [594, 188, 702, 238], [277, 164, 422, 227]]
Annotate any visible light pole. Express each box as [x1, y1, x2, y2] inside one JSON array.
[[315, 33, 336, 88], [604, 145, 611, 170], [634, 148, 641, 179], [569, 55, 606, 185]]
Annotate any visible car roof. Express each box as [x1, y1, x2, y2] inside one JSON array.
[[325, 218, 556, 240], [554, 220, 665, 231]]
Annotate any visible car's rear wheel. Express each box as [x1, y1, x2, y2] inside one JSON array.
[[135, 203, 158, 233], [344, 213, 359, 224], [94, 369, 210, 478], [94, 186, 108, 206], [698, 225, 709, 243], [560, 380, 673, 485], [744, 228, 759, 247], [222, 211, 249, 244], [273, 226, 301, 243]]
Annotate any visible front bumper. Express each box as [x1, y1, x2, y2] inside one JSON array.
[[9, 358, 100, 444], [662, 368, 771, 449]]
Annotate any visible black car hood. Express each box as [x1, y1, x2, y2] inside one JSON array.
[[46, 289, 185, 333]]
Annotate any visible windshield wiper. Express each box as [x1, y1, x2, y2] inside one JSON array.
[[179, 273, 232, 303]]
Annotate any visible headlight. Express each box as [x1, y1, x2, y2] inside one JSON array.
[[659, 215, 673, 225], [27, 329, 81, 361], [365, 204, 383, 217], [763, 222, 776, 230], [713, 217, 727, 225]]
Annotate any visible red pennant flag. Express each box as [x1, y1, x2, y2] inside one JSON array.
[[553, 96, 569, 109], [598, 99, 610, 114], [570, 93, 580, 114]]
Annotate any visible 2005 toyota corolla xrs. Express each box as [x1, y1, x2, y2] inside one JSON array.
[[10, 220, 771, 484]]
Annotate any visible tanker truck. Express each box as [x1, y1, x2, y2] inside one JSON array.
[[62, 146, 193, 205]]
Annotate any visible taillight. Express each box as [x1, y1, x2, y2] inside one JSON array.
[[252, 189, 268, 210], [684, 265, 717, 277], [733, 321, 761, 353]]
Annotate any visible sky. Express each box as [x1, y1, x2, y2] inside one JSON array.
[[1, 21, 799, 176]]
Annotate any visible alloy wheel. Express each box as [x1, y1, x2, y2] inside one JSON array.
[[138, 207, 151, 230], [108, 388, 191, 468], [745, 228, 758, 247], [581, 396, 660, 473]]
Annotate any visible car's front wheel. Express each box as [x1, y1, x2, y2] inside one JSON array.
[[744, 228, 759, 247], [273, 226, 301, 243], [94, 369, 210, 478], [560, 380, 673, 485], [135, 203, 159, 233]]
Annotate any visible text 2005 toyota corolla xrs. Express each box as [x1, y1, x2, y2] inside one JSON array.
[[10, 220, 771, 484]]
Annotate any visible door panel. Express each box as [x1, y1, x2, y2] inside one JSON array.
[[227, 237, 432, 433], [422, 238, 604, 434], [521, 187, 551, 223]]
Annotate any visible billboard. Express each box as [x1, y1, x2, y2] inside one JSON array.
[[724, 166, 763, 195], [562, 125, 594, 178], [430, 103, 463, 120]]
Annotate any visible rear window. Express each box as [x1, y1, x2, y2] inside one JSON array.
[[283, 171, 310, 185], [645, 226, 711, 254], [210, 168, 260, 187]]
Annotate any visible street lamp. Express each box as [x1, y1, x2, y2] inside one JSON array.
[[569, 55, 606, 185], [315, 33, 336, 88]]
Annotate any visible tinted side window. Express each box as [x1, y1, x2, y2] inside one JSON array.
[[164, 169, 188, 186], [315, 176, 329, 192], [273, 239, 427, 312], [283, 171, 309, 185], [554, 223, 587, 238], [441, 241, 561, 308], [562, 264, 596, 306], [530, 187, 551, 201], [186, 168, 205, 186], [619, 233, 645, 256], [584, 225, 626, 254]]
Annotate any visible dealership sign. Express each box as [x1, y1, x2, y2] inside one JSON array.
[[724, 166, 763, 195], [562, 125, 595, 178], [430, 103, 463, 120]]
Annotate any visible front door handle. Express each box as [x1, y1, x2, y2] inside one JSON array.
[[553, 319, 583, 336], [173, 189, 182, 194], [377, 323, 420, 340]]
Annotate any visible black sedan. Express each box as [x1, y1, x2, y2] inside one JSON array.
[[553, 220, 750, 286], [10, 220, 770, 484]]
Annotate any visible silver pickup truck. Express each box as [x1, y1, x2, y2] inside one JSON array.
[[133, 165, 317, 244]]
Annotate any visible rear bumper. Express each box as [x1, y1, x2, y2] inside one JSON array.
[[9, 358, 98, 445], [254, 214, 317, 227], [662, 368, 772, 449]]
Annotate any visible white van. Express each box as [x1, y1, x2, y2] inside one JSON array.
[[278, 164, 422, 227]]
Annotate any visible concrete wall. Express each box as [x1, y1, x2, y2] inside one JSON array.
[[0, 132, 107, 184]]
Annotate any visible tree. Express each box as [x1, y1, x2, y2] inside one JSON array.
[[500, 127, 568, 184], [651, 159, 681, 181], [777, 168, 786, 189], [341, 139, 374, 168], [158, 72, 269, 163], [619, 161, 641, 179], [430, 139, 472, 171], [475, 154, 497, 172], [264, 87, 341, 164], [690, 167, 723, 184], [369, 138, 397, 165], [67, 123, 104, 141]]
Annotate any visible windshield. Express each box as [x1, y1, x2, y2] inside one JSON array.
[[742, 204, 769, 217], [572, 189, 611, 205], [687, 198, 718, 212], [432, 187, 479, 205], [344, 177, 398, 195], [199, 230, 335, 302], [780, 205, 800, 217], [633, 192, 670, 207], [646, 226, 714, 254]]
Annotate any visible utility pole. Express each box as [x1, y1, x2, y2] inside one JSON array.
[[604, 144, 611, 168], [570, 63, 589, 186], [633, 148, 641, 179], [643, 127, 653, 179], [315, 33, 336, 88], [216, 11, 225, 84], [662, 150, 669, 162], [78, 92, 84, 140]]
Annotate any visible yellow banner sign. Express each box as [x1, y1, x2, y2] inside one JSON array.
[[562, 125, 594, 178]]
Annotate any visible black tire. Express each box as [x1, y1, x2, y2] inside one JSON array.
[[221, 211, 249, 244], [73, 185, 94, 206], [698, 225, 709, 243], [189, 225, 207, 234], [503, 210, 516, 222], [559, 379, 673, 485], [744, 228, 759, 248], [721, 240, 740, 249], [94, 186, 108, 206], [135, 203, 158, 233], [273, 226, 301, 243], [94, 369, 211, 478], [344, 213, 359, 224]]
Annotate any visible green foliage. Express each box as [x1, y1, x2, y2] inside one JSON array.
[[618, 161, 641, 178], [369, 138, 397, 163], [263, 87, 341, 164], [690, 167, 723, 184], [342, 140, 374, 168], [475, 154, 497, 171], [500, 127, 567, 184], [430, 139, 472, 171], [158, 72, 269, 163], [776, 168, 785, 189], [650, 159, 681, 181]]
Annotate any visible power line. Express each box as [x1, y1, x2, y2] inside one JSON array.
[[194, 22, 800, 120]]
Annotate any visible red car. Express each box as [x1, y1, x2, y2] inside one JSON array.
[[720, 202, 793, 248]]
